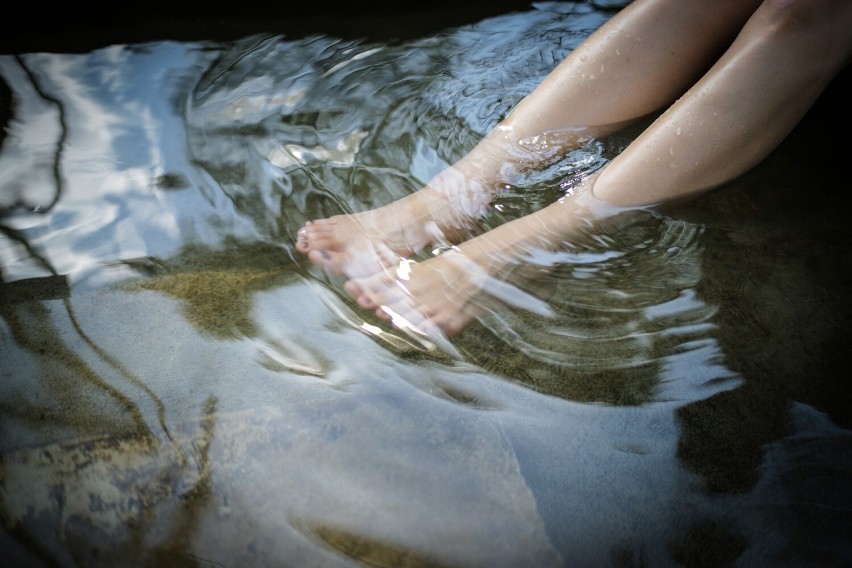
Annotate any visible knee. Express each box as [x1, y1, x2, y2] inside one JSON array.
[[757, 0, 838, 34], [752, 0, 852, 55]]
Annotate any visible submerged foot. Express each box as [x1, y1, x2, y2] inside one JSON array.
[[340, 190, 601, 341], [344, 246, 556, 339], [295, 136, 603, 341], [296, 165, 496, 277]]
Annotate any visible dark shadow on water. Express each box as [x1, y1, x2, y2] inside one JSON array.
[[0, 0, 541, 55], [672, 65, 852, 494]]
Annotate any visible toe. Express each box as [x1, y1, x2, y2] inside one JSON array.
[[307, 249, 342, 274]]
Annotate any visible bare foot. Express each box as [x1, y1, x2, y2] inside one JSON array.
[[296, 161, 500, 277], [294, 130, 581, 278], [345, 248, 556, 338], [342, 190, 597, 339]]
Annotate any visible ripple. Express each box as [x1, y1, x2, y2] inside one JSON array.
[[457, 213, 718, 404]]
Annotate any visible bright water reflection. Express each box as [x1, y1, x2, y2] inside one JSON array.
[[2, 2, 851, 566]]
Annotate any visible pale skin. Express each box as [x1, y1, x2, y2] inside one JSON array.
[[296, 0, 852, 340]]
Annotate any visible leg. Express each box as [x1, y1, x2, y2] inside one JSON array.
[[593, 0, 852, 206], [346, 0, 852, 339], [296, 0, 762, 276]]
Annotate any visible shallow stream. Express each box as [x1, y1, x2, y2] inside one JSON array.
[[1, 2, 851, 566]]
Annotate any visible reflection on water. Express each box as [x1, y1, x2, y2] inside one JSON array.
[[2, 2, 851, 566]]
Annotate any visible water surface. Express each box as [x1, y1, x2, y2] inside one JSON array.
[[2, 2, 851, 566]]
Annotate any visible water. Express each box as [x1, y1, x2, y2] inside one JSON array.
[[2, 2, 851, 566]]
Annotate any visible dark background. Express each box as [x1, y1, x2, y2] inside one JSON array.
[[0, 1, 550, 54]]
